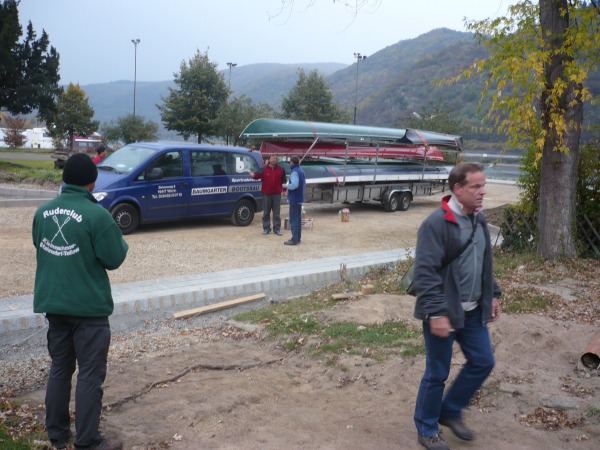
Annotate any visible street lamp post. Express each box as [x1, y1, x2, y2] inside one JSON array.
[[226, 62, 237, 89], [131, 39, 141, 117], [226, 62, 237, 145], [353, 52, 366, 125]]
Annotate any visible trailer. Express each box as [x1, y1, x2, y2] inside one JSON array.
[[240, 118, 463, 212]]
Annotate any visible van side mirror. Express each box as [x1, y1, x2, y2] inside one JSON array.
[[147, 167, 164, 180]]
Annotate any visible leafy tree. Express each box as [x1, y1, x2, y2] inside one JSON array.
[[281, 69, 349, 123], [215, 96, 275, 146], [158, 50, 229, 143], [102, 114, 158, 145], [447, 0, 600, 259], [0, 0, 60, 121], [47, 83, 99, 150], [1, 115, 27, 147]]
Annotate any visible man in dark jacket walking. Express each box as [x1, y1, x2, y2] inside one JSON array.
[[33, 153, 129, 450], [282, 156, 306, 245], [412, 162, 501, 450], [251, 154, 286, 236]]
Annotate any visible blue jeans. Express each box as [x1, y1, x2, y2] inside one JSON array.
[[45, 314, 111, 449], [414, 307, 494, 437], [289, 201, 302, 243]]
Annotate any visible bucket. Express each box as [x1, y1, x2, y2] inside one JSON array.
[[340, 208, 350, 222]]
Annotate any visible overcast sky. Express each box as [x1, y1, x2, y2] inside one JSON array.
[[17, 0, 513, 85]]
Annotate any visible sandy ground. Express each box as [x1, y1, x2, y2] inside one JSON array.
[[12, 295, 600, 450], [2, 182, 599, 449]]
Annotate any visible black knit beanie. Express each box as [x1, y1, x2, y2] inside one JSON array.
[[62, 153, 98, 186]]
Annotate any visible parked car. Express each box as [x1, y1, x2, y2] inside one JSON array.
[[93, 142, 264, 234]]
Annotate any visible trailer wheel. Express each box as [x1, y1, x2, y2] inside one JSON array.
[[111, 203, 139, 235], [231, 199, 254, 226], [384, 193, 400, 212], [384, 192, 412, 212], [398, 192, 411, 211]]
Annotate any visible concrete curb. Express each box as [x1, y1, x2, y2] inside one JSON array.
[[0, 187, 56, 207], [0, 248, 411, 335]]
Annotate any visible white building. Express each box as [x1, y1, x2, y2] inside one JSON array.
[[0, 127, 55, 149]]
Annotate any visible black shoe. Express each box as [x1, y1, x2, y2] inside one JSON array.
[[91, 437, 124, 450], [439, 417, 474, 441], [262, 229, 270, 235], [274, 230, 282, 236], [50, 431, 72, 449], [284, 240, 298, 245], [418, 434, 449, 450]]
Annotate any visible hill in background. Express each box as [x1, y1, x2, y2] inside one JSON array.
[[81, 28, 599, 145]]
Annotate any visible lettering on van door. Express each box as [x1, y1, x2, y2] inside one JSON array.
[[152, 184, 183, 199], [192, 186, 228, 195], [229, 185, 261, 193]]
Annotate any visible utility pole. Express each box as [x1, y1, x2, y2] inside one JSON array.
[[353, 52, 366, 125], [131, 39, 141, 117], [227, 62, 237, 89]]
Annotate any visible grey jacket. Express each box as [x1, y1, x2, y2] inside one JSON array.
[[412, 195, 501, 329]]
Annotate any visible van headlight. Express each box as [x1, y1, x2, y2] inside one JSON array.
[[93, 192, 108, 201]]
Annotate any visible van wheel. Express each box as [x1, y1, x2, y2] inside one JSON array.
[[111, 203, 139, 235], [231, 199, 254, 226]]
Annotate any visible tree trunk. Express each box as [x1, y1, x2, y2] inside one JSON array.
[[537, 0, 582, 259]]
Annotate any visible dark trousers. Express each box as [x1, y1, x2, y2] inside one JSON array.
[[289, 201, 302, 243], [262, 194, 282, 232], [45, 314, 110, 449], [414, 307, 494, 437]]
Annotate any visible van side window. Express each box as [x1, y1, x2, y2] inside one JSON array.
[[147, 151, 183, 178], [191, 150, 228, 176], [232, 153, 260, 174]]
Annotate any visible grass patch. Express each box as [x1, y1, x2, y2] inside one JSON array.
[[0, 159, 61, 185], [504, 294, 553, 314], [0, 398, 47, 449], [311, 320, 423, 360], [234, 286, 347, 331], [493, 250, 546, 276], [234, 283, 424, 360], [586, 406, 599, 418], [0, 426, 31, 449]]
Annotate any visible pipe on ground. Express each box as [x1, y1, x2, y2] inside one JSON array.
[[581, 333, 600, 369]]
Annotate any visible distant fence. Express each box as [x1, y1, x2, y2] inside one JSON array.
[[500, 208, 600, 257]]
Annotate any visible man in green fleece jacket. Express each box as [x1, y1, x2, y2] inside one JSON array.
[[32, 153, 128, 450]]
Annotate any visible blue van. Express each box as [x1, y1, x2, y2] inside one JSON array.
[[93, 142, 264, 234]]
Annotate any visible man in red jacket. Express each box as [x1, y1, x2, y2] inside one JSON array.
[[250, 154, 286, 236]]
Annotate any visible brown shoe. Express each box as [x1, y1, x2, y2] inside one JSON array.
[[91, 438, 123, 450], [418, 434, 449, 450]]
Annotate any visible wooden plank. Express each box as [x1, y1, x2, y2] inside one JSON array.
[[173, 293, 266, 320]]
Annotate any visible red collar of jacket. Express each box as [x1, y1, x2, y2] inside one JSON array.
[[441, 194, 481, 224]]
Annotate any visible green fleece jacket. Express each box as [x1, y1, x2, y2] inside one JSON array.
[[32, 185, 129, 317]]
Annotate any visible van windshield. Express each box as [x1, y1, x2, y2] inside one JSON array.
[[97, 145, 157, 173]]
